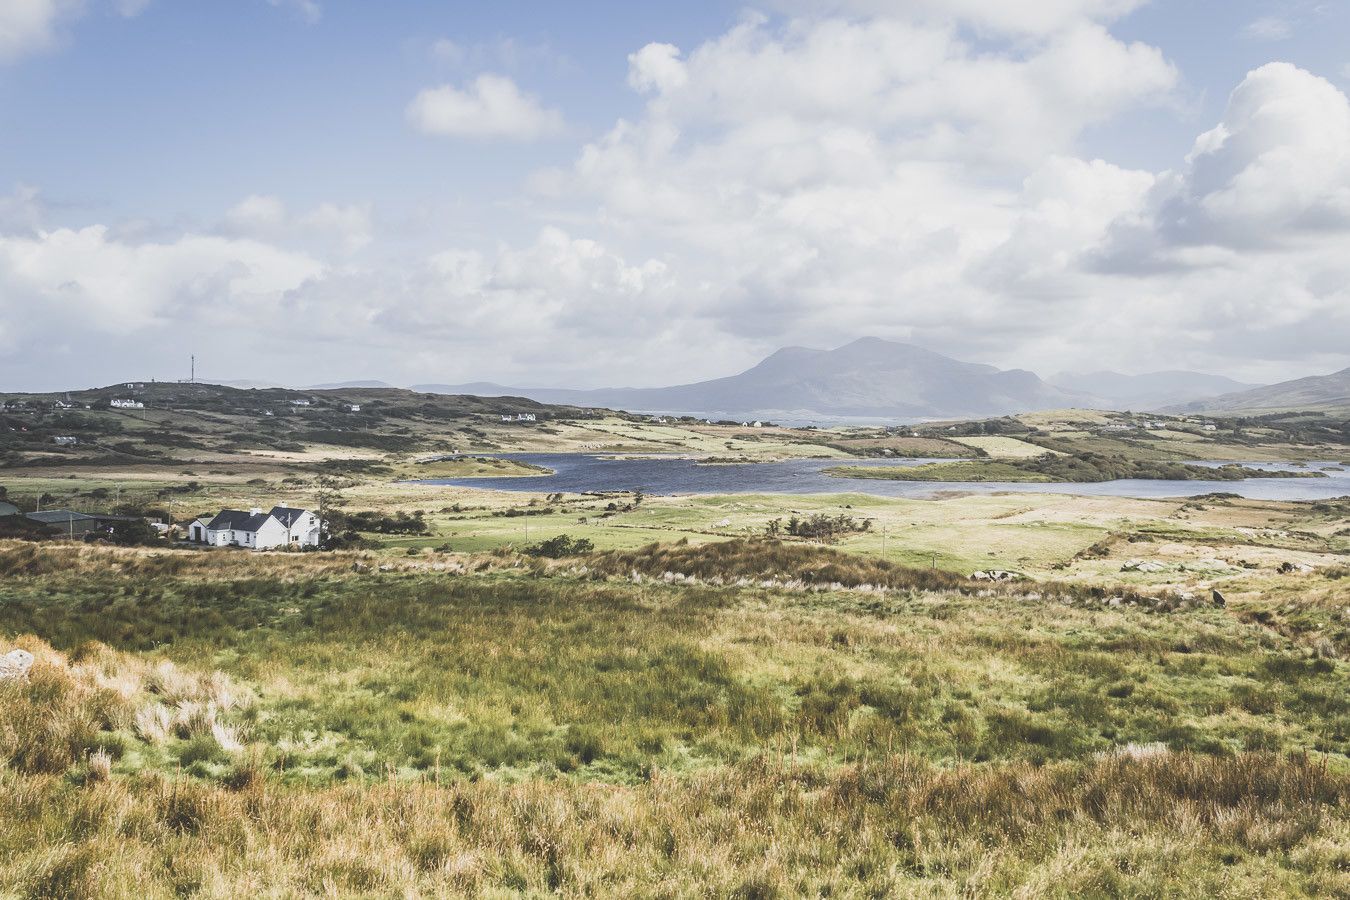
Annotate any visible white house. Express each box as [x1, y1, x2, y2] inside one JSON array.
[[346, 403, 361, 413], [289, 398, 311, 407], [110, 398, 144, 409], [187, 505, 322, 550], [53, 436, 78, 446]]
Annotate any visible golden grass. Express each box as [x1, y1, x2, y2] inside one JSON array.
[[0, 752, 1343, 897]]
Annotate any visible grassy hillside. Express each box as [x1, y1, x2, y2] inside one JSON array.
[[1, 539, 1347, 895]]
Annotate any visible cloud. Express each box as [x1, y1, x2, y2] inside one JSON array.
[[407, 74, 564, 140], [266, 0, 320, 25], [766, 0, 1148, 36], [431, 36, 571, 73], [223, 194, 372, 253], [1106, 62, 1350, 257], [0, 0, 151, 63], [0, 0, 80, 62], [606, 16, 1176, 169], [0, 226, 322, 351], [1242, 16, 1293, 40], [628, 43, 687, 93]]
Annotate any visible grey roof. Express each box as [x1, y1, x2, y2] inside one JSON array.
[[269, 506, 311, 524], [26, 510, 96, 525], [0, 501, 19, 517], [26, 509, 142, 525], [206, 509, 272, 532]]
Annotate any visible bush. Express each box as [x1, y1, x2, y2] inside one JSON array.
[[524, 535, 594, 558]]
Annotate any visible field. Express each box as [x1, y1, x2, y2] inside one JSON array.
[[3, 387, 1350, 895], [2, 538, 1348, 896]]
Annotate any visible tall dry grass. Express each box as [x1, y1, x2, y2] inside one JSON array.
[[0, 751, 1344, 897]]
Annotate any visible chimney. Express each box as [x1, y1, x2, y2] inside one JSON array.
[[250, 507, 262, 516]]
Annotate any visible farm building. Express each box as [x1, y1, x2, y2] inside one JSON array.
[[188, 506, 322, 550], [110, 398, 144, 409], [24, 510, 144, 538]]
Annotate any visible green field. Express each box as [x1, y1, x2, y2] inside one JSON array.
[[2, 538, 1348, 896]]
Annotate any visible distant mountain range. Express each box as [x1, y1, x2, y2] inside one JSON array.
[[1165, 367, 1350, 415], [217, 338, 1339, 421], [414, 337, 1184, 421], [1049, 370, 1260, 413]]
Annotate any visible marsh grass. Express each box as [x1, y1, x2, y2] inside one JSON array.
[[0, 752, 1344, 897]]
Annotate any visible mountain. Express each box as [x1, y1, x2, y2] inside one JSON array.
[[1165, 367, 1350, 415], [415, 337, 1083, 421], [306, 380, 395, 390], [1048, 370, 1261, 412], [215, 379, 290, 390]]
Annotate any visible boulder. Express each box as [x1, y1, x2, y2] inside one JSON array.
[[0, 649, 34, 681]]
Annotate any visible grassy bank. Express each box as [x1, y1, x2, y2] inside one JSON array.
[[828, 453, 1325, 483]]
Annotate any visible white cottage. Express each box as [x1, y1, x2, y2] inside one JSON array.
[[188, 506, 322, 550]]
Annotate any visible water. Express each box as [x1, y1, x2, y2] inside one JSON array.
[[409, 454, 1350, 501]]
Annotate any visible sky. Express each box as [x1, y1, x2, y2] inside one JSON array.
[[2, 0, 1349, 391]]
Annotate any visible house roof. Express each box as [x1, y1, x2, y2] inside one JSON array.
[[269, 506, 311, 524], [207, 509, 272, 532], [0, 501, 21, 517]]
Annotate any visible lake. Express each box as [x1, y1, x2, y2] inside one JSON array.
[[411, 454, 1350, 501]]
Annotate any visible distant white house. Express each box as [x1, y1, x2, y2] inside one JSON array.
[[501, 413, 536, 423], [53, 436, 77, 446], [110, 398, 144, 409], [54, 401, 73, 410], [1202, 423, 1218, 432], [346, 403, 361, 412], [289, 398, 311, 407], [187, 506, 322, 550]]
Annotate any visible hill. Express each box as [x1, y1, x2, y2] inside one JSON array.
[[1166, 367, 1350, 415], [417, 337, 1082, 420], [1049, 370, 1260, 411]]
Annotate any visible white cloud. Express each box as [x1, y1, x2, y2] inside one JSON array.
[[223, 194, 372, 253], [1136, 63, 1350, 251], [407, 74, 564, 141], [628, 43, 687, 94], [0, 0, 79, 62], [0, 0, 151, 63], [1242, 16, 1293, 40], [0, 226, 322, 346]]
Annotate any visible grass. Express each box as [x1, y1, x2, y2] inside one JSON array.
[[829, 459, 1049, 482], [2, 752, 1345, 897], [0, 533, 1348, 894]]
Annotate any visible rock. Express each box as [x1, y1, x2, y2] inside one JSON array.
[[1277, 561, 1315, 574], [1212, 589, 1226, 608], [970, 571, 992, 581], [1121, 560, 1166, 573], [0, 649, 34, 681]]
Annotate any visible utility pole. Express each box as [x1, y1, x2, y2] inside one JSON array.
[[880, 524, 887, 559], [190, 354, 195, 384]]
